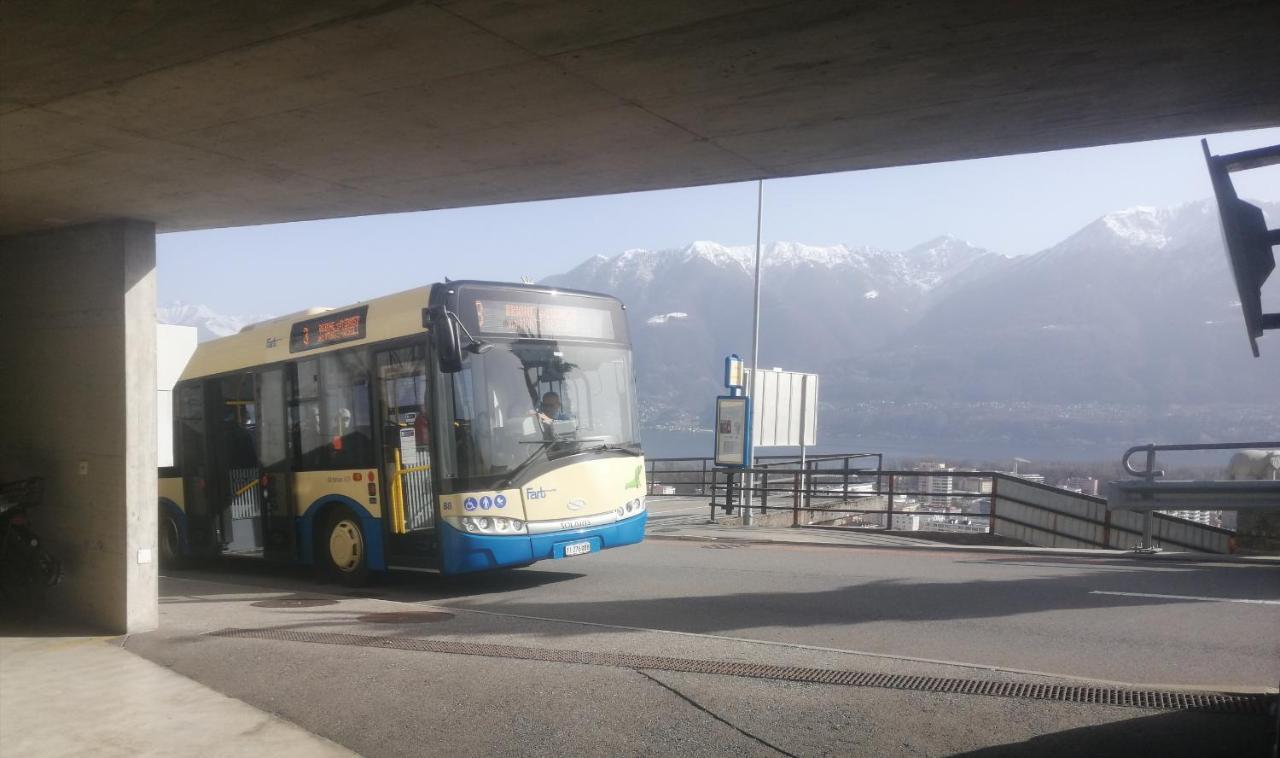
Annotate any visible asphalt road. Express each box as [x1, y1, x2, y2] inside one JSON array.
[[391, 539, 1280, 688], [123, 539, 1280, 757]]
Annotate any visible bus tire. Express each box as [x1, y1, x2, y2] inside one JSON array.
[[319, 509, 369, 586], [158, 514, 187, 569]]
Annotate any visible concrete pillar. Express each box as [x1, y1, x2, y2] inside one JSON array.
[[0, 219, 158, 632]]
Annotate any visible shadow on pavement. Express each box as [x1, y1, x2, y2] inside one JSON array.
[[951, 709, 1276, 758], [0, 611, 109, 638], [431, 563, 1280, 638], [161, 556, 583, 603]]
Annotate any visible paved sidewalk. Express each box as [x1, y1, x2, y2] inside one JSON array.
[[0, 636, 354, 758]]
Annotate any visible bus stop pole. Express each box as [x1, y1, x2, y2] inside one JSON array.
[[744, 179, 764, 526]]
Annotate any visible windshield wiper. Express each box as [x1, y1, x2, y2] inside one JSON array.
[[580, 441, 644, 456], [499, 438, 641, 488], [498, 439, 555, 489]]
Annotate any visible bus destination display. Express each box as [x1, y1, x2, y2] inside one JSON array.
[[474, 299, 615, 340], [289, 305, 369, 353]]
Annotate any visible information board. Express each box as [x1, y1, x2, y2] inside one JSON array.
[[743, 369, 818, 447], [714, 396, 751, 467], [474, 299, 615, 340]]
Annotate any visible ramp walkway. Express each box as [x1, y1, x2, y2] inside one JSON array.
[[645, 457, 1241, 554]]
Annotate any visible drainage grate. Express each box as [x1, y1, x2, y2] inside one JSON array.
[[250, 597, 338, 608], [702, 542, 751, 549], [357, 611, 454, 624], [209, 627, 1273, 716]]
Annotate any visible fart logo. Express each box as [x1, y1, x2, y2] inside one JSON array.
[[526, 487, 556, 500]]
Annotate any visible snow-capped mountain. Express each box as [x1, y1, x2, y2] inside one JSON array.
[[545, 200, 1280, 451], [560, 237, 996, 292], [157, 302, 274, 342]]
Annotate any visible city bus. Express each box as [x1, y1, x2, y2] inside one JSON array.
[[157, 281, 646, 582]]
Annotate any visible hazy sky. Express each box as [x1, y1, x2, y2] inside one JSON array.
[[158, 126, 1280, 315]]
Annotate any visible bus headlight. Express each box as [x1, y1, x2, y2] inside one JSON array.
[[619, 498, 645, 517], [453, 515, 529, 535]]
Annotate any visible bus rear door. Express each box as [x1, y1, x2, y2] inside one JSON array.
[[256, 367, 294, 560]]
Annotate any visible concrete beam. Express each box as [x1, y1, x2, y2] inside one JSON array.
[[0, 219, 158, 632], [2, 1, 1278, 235]]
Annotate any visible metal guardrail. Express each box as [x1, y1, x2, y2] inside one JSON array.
[[1107, 441, 1279, 551], [645, 456, 1239, 553]]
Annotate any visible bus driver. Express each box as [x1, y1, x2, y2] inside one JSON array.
[[536, 391, 571, 425]]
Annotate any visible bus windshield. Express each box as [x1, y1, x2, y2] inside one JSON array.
[[447, 338, 640, 482]]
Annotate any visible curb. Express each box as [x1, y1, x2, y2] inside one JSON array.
[[644, 531, 1280, 564]]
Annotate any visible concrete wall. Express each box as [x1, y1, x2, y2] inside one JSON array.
[[0, 219, 158, 632]]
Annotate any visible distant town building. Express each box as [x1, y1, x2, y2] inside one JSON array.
[[871, 509, 988, 533], [158, 323, 198, 468], [916, 462, 954, 510], [1018, 473, 1046, 485], [1161, 509, 1223, 528], [956, 476, 991, 495], [1061, 477, 1099, 496]]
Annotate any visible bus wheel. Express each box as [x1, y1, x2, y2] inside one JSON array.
[[159, 515, 185, 569], [321, 510, 369, 586]]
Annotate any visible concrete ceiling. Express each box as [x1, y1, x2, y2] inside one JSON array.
[[2, 0, 1278, 236]]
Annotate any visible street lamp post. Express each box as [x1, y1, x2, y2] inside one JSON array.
[[744, 180, 764, 526]]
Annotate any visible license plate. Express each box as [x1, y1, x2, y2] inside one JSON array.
[[563, 541, 592, 557]]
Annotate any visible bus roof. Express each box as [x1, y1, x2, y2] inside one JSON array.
[[178, 281, 624, 380]]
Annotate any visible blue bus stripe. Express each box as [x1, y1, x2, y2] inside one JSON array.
[[158, 498, 189, 555]]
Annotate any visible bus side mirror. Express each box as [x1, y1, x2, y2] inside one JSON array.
[[426, 306, 463, 373]]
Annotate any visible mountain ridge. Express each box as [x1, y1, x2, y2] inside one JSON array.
[[544, 199, 1280, 453]]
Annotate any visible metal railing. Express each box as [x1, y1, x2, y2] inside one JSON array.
[[645, 453, 882, 500], [644, 456, 1238, 553]]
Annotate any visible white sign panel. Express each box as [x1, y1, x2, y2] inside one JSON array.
[[744, 369, 818, 447], [714, 396, 750, 466], [399, 427, 421, 466]]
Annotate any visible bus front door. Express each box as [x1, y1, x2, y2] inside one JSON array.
[[375, 345, 437, 564]]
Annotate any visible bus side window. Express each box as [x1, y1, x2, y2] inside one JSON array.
[[321, 351, 373, 468], [293, 359, 325, 469], [291, 353, 374, 470]]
